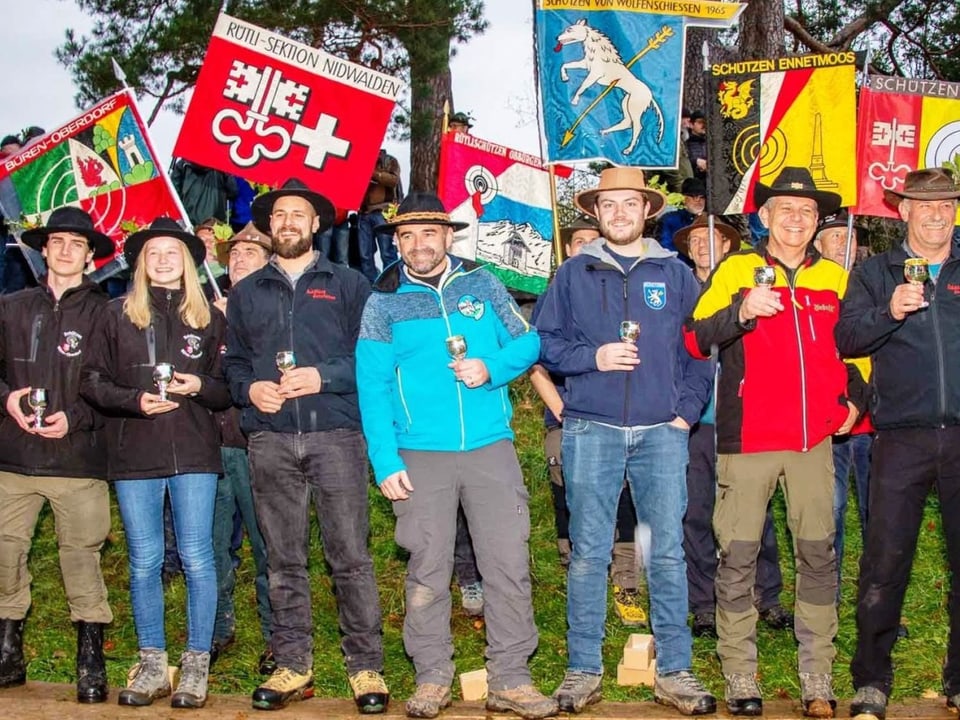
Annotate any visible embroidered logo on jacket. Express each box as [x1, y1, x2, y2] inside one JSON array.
[[643, 282, 667, 310], [181, 334, 203, 359], [457, 295, 485, 320], [306, 288, 337, 301], [57, 330, 82, 357]]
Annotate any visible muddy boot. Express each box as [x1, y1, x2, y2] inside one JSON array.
[[76, 622, 108, 703], [171, 650, 210, 709], [0, 618, 26, 688], [118, 648, 171, 706]]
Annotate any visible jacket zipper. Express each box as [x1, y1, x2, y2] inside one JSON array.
[[788, 272, 809, 451], [287, 280, 301, 433], [931, 285, 947, 425], [165, 290, 180, 475], [621, 271, 631, 424], [396, 369, 413, 428], [438, 275, 467, 451]]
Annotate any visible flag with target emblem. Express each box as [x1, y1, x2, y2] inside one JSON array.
[[0, 89, 183, 267], [437, 131, 570, 295], [706, 52, 858, 215], [853, 74, 960, 220]]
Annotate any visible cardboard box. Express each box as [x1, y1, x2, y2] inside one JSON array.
[[617, 658, 656, 686], [623, 633, 655, 669], [460, 668, 488, 701]]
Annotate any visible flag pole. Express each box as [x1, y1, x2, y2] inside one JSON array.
[[548, 164, 563, 273], [844, 44, 873, 271], [701, 40, 718, 272], [112, 59, 223, 299]]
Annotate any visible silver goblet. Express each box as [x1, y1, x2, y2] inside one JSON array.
[[28, 387, 48, 430], [152, 363, 175, 402]]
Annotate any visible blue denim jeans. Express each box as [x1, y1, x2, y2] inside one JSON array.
[[114, 474, 218, 652], [316, 220, 350, 265], [213, 447, 271, 644], [247, 429, 383, 675], [563, 418, 692, 674], [833, 432, 872, 588], [357, 210, 398, 283]]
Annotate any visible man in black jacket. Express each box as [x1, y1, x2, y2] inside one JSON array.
[[0, 207, 113, 702], [837, 168, 960, 720], [223, 179, 388, 715]]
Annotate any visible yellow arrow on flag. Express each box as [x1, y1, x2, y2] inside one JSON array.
[[561, 26, 674, 148]]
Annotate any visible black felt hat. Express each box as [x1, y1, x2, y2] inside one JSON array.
[[123, 217, 207, 268], [21, 206, 114, 259], [250, 178, 335, 235], [753, 167, 842, 217], [374, 192, 469, 233]]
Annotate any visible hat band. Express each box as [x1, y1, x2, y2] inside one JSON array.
[[389, 211, 456, 225]]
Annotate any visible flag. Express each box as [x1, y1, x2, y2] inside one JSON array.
[[437, 132, 570, 295], [0, 90, 183, 264], [707, 53, 858, 215], [853, 74, 960, 219], [174, 14, 404, 212], [535, 0, 743, 168]]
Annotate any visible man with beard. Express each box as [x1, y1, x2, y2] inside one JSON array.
[[223, 179, 389, 714], [356, 193, 554, 720], [536, 168, 715, 716]]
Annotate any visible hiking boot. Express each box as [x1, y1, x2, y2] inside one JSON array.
[[691, 611, 716, 638], [724, 672, 762, 716], [0, 618, 26, 688], [349, 669, 389, 714], [459, 582, 484, 617], [850, 686, 887, 720], [76, 621, 108, 703], [655, 670, 716, 716], [800, 672, 836, 718], [171, 650, 210, 709], [258, 648, 277, 676], [612, 585, 647, 627], [118, 648, 171, 706], [947, 693, 960, 713], [487, 684, 558, 719], [759, 604, 794, 630], [209, 635, 235, 668], [553, 671, 602, 714], [252, 666, 315, 710], [405, 682, 451, 718]]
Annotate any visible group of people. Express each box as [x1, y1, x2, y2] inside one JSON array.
[[0, 158, 957, 720]]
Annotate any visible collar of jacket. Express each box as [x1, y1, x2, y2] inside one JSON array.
[[755, 238, 821, 271], [373, 254, 482, 294], [892, 240, 960, 266], [258, 251, 334, 285], [38, 275, 105, 305], [580, 236, 675, 270]]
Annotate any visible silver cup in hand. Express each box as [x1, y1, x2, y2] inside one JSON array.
[[152, 363, 175, 402], [28, 387, 48, 430], [619, 320, 640, 343], [276, 350, 296, 374]]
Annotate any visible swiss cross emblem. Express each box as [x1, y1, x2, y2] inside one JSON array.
[[212, 61, 351, 169]]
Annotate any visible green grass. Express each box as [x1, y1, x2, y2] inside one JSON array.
[[20, 377, 951, 701]]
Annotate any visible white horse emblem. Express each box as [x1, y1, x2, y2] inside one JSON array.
[[556, 19, 664, 155]]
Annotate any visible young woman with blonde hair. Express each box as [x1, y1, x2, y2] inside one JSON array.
[[82, 218, 232, 709]]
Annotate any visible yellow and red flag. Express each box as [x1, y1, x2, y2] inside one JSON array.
[[853, 75, 960, 220], [707, 53, 858, 215]]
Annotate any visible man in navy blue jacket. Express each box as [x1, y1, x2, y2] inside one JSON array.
[[536, 167, 714, 716]]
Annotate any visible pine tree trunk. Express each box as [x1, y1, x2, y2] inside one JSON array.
[[408, 64, 453, 193], [738, 0, 786, 59]]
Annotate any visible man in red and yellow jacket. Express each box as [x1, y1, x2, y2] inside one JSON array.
[[683, 167, 867, 719]]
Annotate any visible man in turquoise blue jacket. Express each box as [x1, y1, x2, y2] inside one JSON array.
[[356, 193, 556, 720]]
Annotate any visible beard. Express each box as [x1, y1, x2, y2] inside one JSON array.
[[273, 231, 313, 259], [599, 218, 644, 246]]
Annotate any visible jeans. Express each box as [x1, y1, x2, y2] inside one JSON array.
[[114, 474, 218, 652], [247, 429, 383, 675], [563, 418, 691, 674], [213, 447, 271, 644], [832, 433, 872, 587], [357, 210, 398, 283], [316, 221, 350, 265]]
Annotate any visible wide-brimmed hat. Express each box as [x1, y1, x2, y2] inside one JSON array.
[[574, 167, 667, 218], [374, 192, 469, 233], [753, 167, 841, 216], [883, 168, 960, 208], [673, 214, 740, 258], [681, 177, 706, 197], [250, 178, 335, 235], [449, 111, 474, 128], [21, 206, 115, 259], [123, 217, 207, 268], [816, 209, 870, 247], [559, 214, 600, 246], [216, 221, 273, 266]]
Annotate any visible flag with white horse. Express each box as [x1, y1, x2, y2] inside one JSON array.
[[534, 0, 743, 168]]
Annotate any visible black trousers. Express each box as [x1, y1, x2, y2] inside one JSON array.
[[852, 426, 960, 695]]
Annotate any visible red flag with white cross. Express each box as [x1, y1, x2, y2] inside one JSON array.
[[174, 13, 404, 211]]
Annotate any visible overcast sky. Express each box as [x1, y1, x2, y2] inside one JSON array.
[[1, 0, 543, 182]]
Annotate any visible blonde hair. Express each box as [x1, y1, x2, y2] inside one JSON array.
[[123, 239, 212, 330]]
